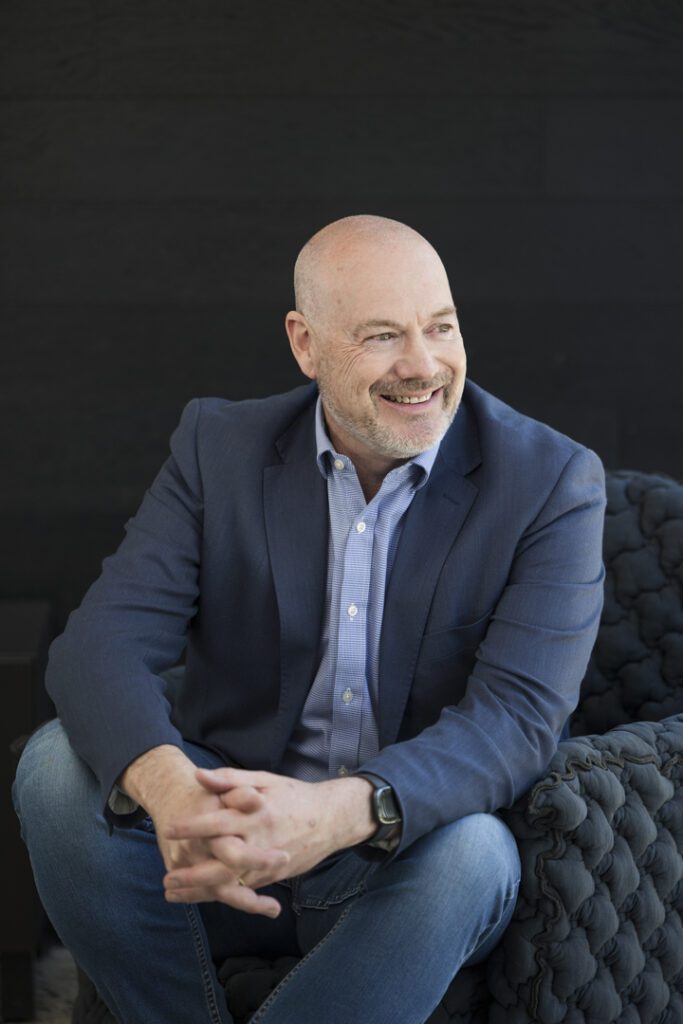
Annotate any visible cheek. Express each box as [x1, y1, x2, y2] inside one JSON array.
[[454, 338, 467, 369], [335, 353, 381, 395], [442, 344, 466, 380]]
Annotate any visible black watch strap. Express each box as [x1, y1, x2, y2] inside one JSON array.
[[357, 772, 402, 845]]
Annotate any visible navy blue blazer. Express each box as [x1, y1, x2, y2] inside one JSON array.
[[46, 379, 606, 857]]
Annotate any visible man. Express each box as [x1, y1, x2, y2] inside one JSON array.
[[14, 215, 606, 1023]]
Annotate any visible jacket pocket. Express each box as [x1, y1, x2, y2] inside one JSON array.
[[418, 607, 494, 663]]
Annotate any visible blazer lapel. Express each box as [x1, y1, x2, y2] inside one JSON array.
[[378, 398, 481, 747], [263, 402, 329, 767]]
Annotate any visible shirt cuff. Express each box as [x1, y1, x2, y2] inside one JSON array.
[[107, 785, 140, 817], [368, 824, 402, 852]]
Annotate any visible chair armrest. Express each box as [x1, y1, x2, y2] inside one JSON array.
[[524, 715, 683, 834], [488, 715, 683, 1023]]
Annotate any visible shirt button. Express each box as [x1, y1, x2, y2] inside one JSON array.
[[334, 458, 344, 471], [347, 603, 358, 618], [342, 688, 353, 704], [356, 521, 366, 533], [337, 766, 349, 776]]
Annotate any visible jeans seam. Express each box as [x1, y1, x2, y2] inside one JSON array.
[[460, 877, 521, 968], [185, 903, 227, 1024], [248, 901, 355, 1023]]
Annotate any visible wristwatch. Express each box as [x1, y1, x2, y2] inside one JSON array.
[[357, 772, 402, 847]]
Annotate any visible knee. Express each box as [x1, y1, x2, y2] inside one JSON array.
[[414, 813, 521, 900], [13, 719, 97, 834]]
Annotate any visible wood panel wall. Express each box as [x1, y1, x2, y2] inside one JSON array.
[[2, 1, 683, 624]]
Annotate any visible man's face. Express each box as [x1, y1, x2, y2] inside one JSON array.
[[293, 241, 466, 468]]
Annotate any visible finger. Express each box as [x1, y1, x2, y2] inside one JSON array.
[[208, 836, 290, 875], [195, 767, 275, 791], [194, 767, 238, 794], [163, 837, 216, 871], [164, 808, 245, 840], [165, 858, 236, 891], [165, 864, 268, 895], [166, 882, 281, 918], [220, 786, 264, 812], [165, 845, 288, 889]]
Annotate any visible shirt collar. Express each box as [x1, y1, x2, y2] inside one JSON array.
[[314, 396, 440, 490]]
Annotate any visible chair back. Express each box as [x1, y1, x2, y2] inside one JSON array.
[[573, 469, 683, 735]]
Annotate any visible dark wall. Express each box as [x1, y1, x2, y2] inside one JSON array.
[[2, 2, 683, 626]]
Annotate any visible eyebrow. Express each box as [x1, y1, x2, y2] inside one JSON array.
[[352, 306, 457, 339]]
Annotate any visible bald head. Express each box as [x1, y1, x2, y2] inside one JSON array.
[[294, 215, 444, 331], [285, 214, 465, 476]]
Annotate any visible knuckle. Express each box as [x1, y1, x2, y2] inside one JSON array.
[[260, 807, 275, 828]]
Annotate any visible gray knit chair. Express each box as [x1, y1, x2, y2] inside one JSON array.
[[73, 470, 683, 1023]]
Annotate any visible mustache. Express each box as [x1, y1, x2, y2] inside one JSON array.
[[371, 374, 453, 398]]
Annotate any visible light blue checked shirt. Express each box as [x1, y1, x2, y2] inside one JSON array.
[[280, 398, 440, 783]]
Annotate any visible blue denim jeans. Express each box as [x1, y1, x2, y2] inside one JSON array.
[[13, 719, 521, 1024]]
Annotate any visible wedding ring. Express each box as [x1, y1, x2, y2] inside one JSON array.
[[236, 876, 246, 887]]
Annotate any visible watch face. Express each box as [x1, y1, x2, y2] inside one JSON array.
[[376, 785, 400, 825]]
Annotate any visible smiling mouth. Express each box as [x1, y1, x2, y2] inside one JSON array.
[[380, 387, 443, 406]]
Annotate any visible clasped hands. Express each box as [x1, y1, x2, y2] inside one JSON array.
[[158, 767, 374, 919]]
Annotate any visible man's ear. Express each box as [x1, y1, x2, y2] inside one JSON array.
[[285, 311, 318, 380]]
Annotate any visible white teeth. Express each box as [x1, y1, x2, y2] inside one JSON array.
[[385, 392, 433, 404]]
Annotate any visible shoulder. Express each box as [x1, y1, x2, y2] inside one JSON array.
[[183, 382, 316, 432], [171, 383, 318, 463], [456, 379, 605, 517]]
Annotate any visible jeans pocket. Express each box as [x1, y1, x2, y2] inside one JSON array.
[[293, 849, 379, 911]]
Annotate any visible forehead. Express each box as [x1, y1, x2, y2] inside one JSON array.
[[323, 244, 453, 325]]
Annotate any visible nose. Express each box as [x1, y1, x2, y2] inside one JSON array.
[[393, 330, 440, 381]]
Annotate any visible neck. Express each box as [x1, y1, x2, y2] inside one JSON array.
[[355, 468, 384, 504], [323, 415, 409, 503]]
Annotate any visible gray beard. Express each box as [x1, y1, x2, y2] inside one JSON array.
[[318, 384, 459, 460]]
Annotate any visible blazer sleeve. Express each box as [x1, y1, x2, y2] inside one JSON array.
[[355, 445, 607, 858], [45, 399, 205, 827]]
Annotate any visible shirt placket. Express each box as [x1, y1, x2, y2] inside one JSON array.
[[328, 480, 376, 778]]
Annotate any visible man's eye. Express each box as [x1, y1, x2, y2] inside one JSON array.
[[369, 332, 396, 342], [434, 324, 453, 334]]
